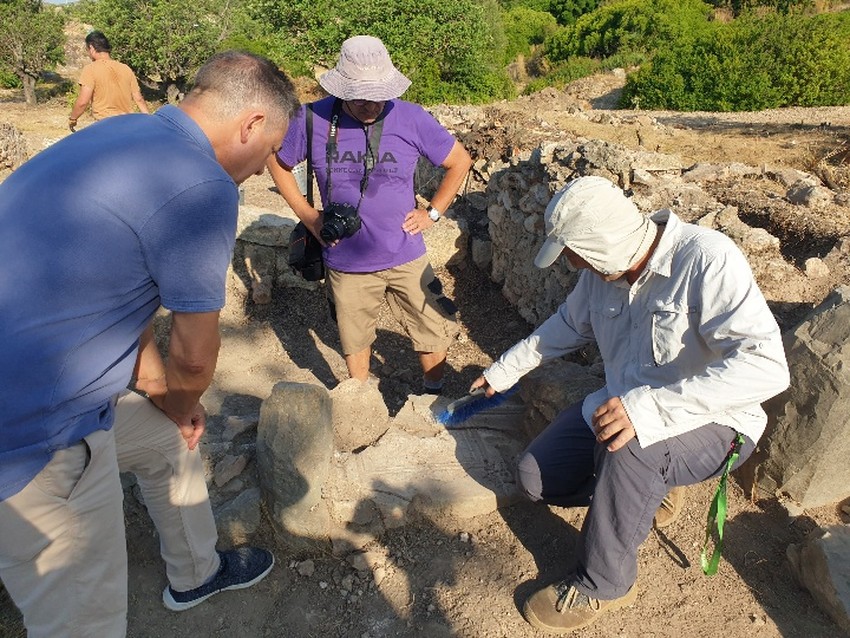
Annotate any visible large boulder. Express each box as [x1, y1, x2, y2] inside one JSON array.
[[757, 286, 850, 508]]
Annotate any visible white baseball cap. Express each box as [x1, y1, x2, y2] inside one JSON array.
[[534, 176, 655, 275]]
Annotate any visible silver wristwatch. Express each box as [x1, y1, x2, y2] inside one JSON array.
[[427, 206, 441, 222]]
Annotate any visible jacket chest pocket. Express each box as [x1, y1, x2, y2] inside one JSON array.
[[590, 300, 625, 345], [651, 302, 697, 366]]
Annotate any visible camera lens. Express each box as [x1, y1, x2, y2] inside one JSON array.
[[320, 220, 343, 243]]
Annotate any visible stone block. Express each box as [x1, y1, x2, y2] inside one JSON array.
[[215, 487, 261, 546], [257, 382, 333, 553], [330, 378, 390, 452], [787, 525, 850, 634]]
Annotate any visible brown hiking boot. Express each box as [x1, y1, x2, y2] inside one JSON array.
[[523, 578, 638, 633], [654, 486, 685, 529]]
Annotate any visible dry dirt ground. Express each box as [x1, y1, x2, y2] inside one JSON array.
[[2, 71, 850, 638]]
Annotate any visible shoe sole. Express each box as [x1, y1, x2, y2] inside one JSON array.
[[162, 554, 275, 612], [523, 584, 638, 634]]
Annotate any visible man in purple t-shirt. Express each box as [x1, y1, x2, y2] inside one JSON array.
[[269, 35, 472, 393]]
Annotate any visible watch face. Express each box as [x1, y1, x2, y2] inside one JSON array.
[[428, 208, 440, 221]]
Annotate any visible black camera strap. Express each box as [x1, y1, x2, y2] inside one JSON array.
[[305, 103, 314, 207], [325, 98, 385, 213]]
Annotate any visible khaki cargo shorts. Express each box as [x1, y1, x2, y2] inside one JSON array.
[[326, 254, 459, 355]]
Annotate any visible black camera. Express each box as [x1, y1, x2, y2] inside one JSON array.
[[320, 203, 361, 243]]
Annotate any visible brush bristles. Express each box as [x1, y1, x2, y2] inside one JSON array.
[[435, 386, 517, 427]]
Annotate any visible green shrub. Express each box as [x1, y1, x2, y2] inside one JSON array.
[[622, 10, 850, 110], [523, 55, 600, 93], [501, 6, 558, 64], [545, 0, 713, 62], [248, 0, 514, 104], [547, 0, 601, 25], [0, 68, 21, 88]]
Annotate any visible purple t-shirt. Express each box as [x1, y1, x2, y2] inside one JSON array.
[[277, 97, 456, 272]]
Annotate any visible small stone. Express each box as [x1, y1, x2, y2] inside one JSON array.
[[296, 560, 315, 577], [222, 415, 257, 442], [319, 581, 328, 589], [459, 532, 471, 543], [213, 453, 249, 487], [803, 257, 829, 279], [341, 574, 355, 592]]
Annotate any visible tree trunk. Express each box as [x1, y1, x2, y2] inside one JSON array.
[[21, 74, 37, 106]]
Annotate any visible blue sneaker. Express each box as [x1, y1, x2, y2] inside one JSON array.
[[162, 547, 274, 611]]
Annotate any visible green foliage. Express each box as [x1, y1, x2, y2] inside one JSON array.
[[0, 0, 65, 104], [523, 55, 599, 93], [501, 6, 558, 64], [497, 0, 551, 10], [547, 0, 600, 25], [545, 0, 713, 62], [0, 68, 22, 88], [704, 0, 814, 15], [622, 10, 850, 110], [244, 0, 514, 104], [76, 0, 235, 92]]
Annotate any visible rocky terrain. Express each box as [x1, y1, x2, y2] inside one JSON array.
[[2, 66, 850, 638]]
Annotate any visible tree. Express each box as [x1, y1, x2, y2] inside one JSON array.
[[502, 5, 558, 65], [0, 0, 64, 105], [76, 0, 235, 98], [244, 0, 515, 104], [548, 0, 600, 25]]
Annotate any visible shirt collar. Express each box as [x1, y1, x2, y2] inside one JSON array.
[[154, 105, 216, 161], [643, 208, 680, 279]]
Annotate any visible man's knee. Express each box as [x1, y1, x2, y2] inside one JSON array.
[[516, 451, 545, 502]]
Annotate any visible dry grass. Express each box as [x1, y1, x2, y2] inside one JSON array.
[[803, 137, 850, 194]]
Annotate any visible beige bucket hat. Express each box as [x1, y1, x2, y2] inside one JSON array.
[[319, 35, 411, 101]]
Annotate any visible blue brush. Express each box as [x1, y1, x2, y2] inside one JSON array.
[[435, 385, 518, 427]]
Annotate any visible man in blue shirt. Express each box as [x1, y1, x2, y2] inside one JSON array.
[[0, 51, 299, 637]]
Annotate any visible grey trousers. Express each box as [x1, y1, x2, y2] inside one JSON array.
[[517, 402, 754, 600]]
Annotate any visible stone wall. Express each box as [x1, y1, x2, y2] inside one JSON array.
[[476, 137, 826, 327]]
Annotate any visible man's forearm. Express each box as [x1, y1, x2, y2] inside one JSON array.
[[430, 142, 472, 213], [133, 322, 167, 396], [154, 311, 221, 422]]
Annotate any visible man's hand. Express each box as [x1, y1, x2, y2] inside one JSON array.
[[68, 118, 77, 132], [146, 395, 207, 450], [402, 209, 434, 235], [469, 375, 496, 397], [174, 402, 207, 450], [592, 396, 636, 452]]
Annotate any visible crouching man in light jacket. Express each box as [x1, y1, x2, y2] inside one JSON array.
[[472, 176, 789, 634]]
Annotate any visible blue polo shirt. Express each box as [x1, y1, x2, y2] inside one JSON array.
[[0, 106, 238, 501]]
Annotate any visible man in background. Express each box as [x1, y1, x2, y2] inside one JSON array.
[[0, 51, 299, 637], [68, 30, 149, 131]]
